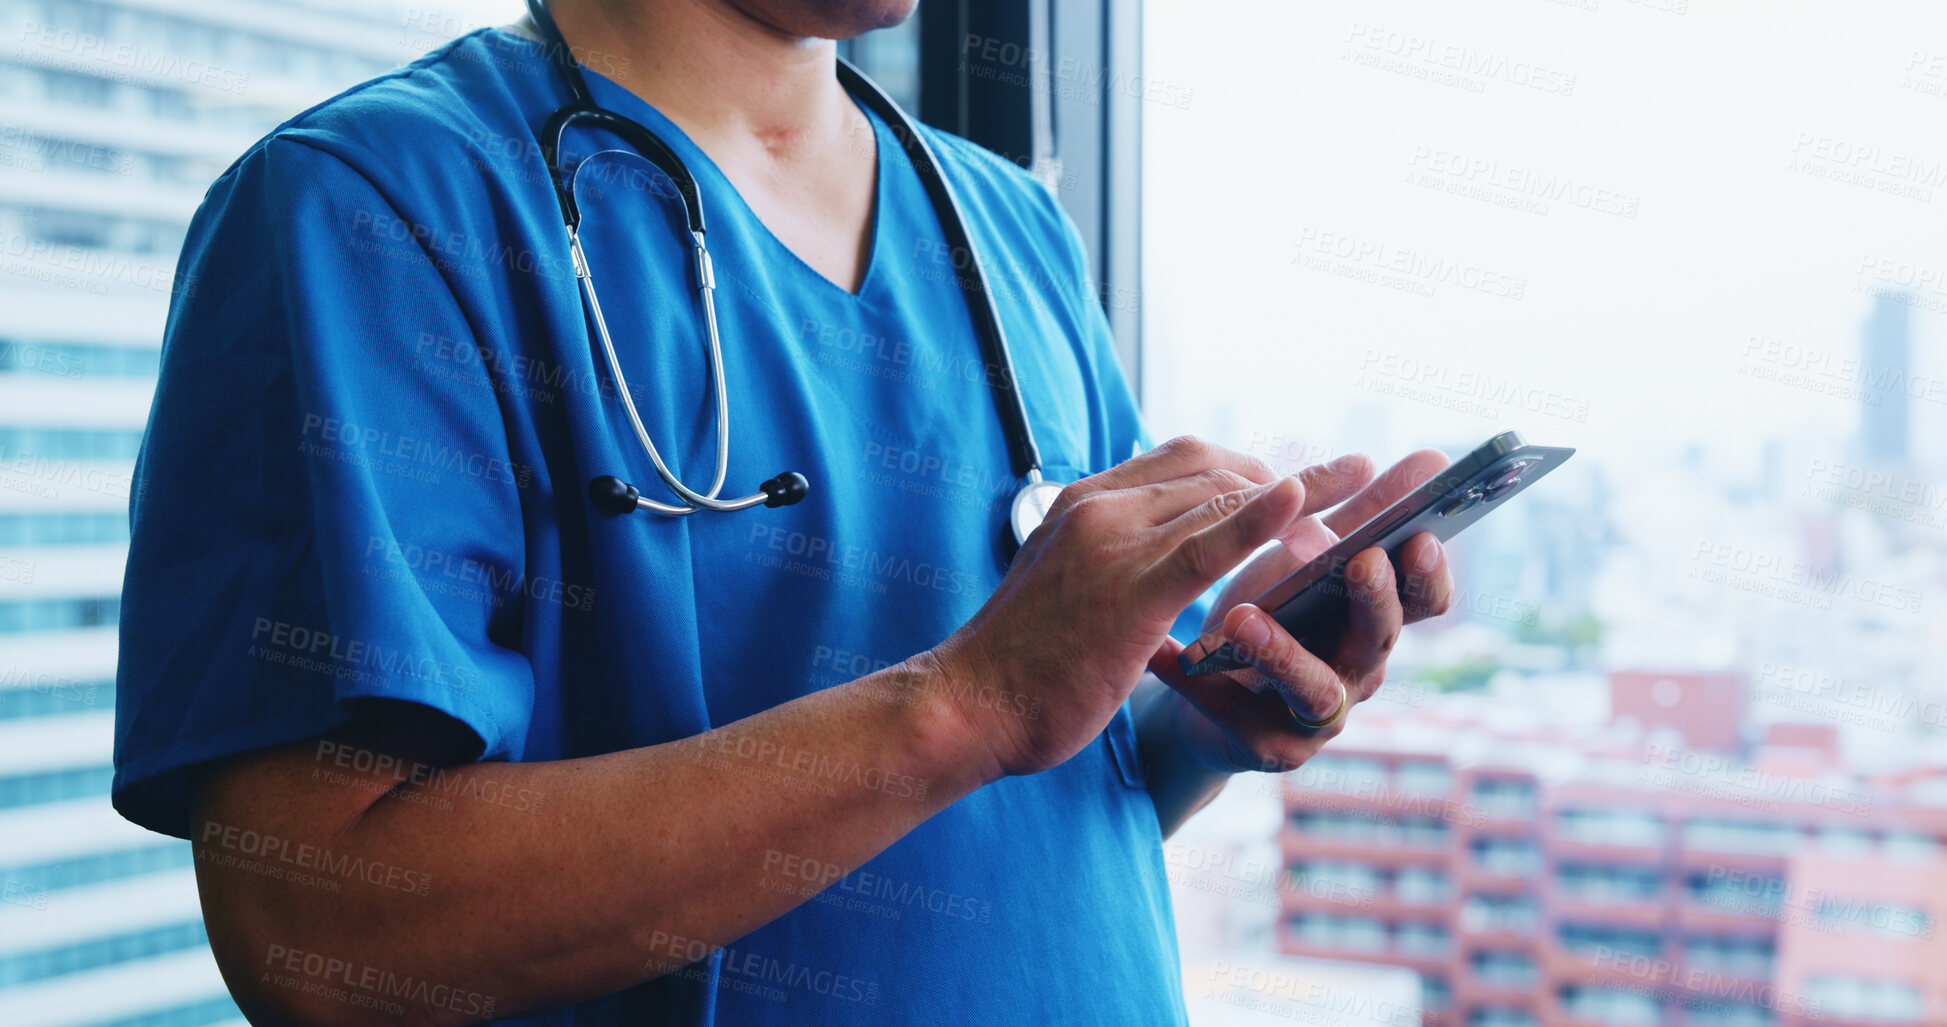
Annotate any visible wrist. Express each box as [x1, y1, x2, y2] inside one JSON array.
[[1136, 678, 1238, 781], [877, 648, 1009, 795], [1132, 680, 1235, 835]]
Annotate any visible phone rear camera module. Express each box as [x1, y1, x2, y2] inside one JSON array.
[[1483, 458, 1539, 502]]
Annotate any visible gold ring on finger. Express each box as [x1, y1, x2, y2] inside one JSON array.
[[1286, 678, 1349, 730]]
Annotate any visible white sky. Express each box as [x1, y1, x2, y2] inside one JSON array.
[[1142, 0, 1947, 477]]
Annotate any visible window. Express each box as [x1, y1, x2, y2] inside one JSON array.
[[1557, 923, 1660, 959], [1555, 808, 1663, 847], [1395, 921, 1450, 956], [0, 679, 112, 719], [0, 340, 161, 379], [1420, 973, 1450, 1011], [1400, 816, 1450, 848], [1681, 818, 1801, 856], [0, 765, 116, 810], [0, 513, 132, 546], [1395, 866, 1450, 904], [0, 921, 208, 987], [1684, 870, 1784, 915], [1289, 913, 1387, 952], [1290, 809, 1379, 842], [19, 203, 183, 254], [1469, 949, 1538, 988], [0, 842, 190, 895], [1461, 893, 1538, 933], [0, 426, 145, 461], [0, 132, 132, 177], [1470, 836, 1540, 875], [1802, 976, 1924, 1024], [1559, 986, 1660, 1027], [40, 69, 115, 107], [58, 0, 113, 37], [24, 208, 121, 249], [1468, 777, 1537, 819], [148, 87, 197, 121], [1683, 935, 1774, 978], [1679, 1002, 1774, 1027], [1556, 863, 1662, 903], [0, 599, 124, 635], [1469, 1011, 1538, 1027], [1289, 860, 1382, 902], [1290, 810, 1450, 848]]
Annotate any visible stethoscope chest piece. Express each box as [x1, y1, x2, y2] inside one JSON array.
[[1008, 477, 1067, 547]]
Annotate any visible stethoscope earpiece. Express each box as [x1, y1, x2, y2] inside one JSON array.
[[760, 472, 810, 508], [588, 475, 641, 515]]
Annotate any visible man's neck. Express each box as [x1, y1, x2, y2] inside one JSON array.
[[545, 0, 850, 161]]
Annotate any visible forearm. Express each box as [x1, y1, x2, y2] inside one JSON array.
[[1132, 676, 1231, 837], [194, 655, 995, 1027]]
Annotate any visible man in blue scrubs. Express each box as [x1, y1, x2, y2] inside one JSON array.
[[114, 0, 1456, 1023]]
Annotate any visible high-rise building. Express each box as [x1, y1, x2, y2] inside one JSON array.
[[1858, 292, 1910, 463], [0, 2, 479, 1023]]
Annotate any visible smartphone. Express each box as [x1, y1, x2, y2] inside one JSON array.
[[1179, 430, 1574, 676]]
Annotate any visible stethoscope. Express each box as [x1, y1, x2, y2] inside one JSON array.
[[522, 0, 1066, 547]]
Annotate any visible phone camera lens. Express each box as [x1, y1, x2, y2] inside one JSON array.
[[1441, 487, 1485, 517], [1483, 458, 1538, 502]]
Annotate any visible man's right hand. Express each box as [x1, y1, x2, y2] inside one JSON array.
[[925, 436, 1313, 779]]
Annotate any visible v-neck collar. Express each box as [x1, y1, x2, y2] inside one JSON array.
[[553, 47, 889, 301]]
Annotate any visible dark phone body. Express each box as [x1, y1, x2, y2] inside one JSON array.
[[1180, 431, 1575, 676]]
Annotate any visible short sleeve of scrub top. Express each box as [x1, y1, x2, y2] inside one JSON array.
[[114, 136, 540, 832], [116, 24, 1198, 1027]]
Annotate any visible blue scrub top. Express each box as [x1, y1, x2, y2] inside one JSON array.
[[115, 25, 1189, 1027]]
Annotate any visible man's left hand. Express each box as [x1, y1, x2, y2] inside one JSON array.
[[1146, 449, 1457, 774]]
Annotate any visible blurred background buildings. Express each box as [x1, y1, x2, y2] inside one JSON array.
[[1, 2, 430, 1023], [1145, 1, 1947, 1022], [1257, 670, 1947, 1026]]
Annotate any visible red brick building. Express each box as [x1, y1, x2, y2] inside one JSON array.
[[1272, 673, 1947, 1026]]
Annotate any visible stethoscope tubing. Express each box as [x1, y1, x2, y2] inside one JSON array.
[[523, 0, 1046, 520], [572, 226, 767, 514]]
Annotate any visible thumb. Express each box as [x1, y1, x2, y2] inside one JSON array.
[[1148, 636, 1259, 728]]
